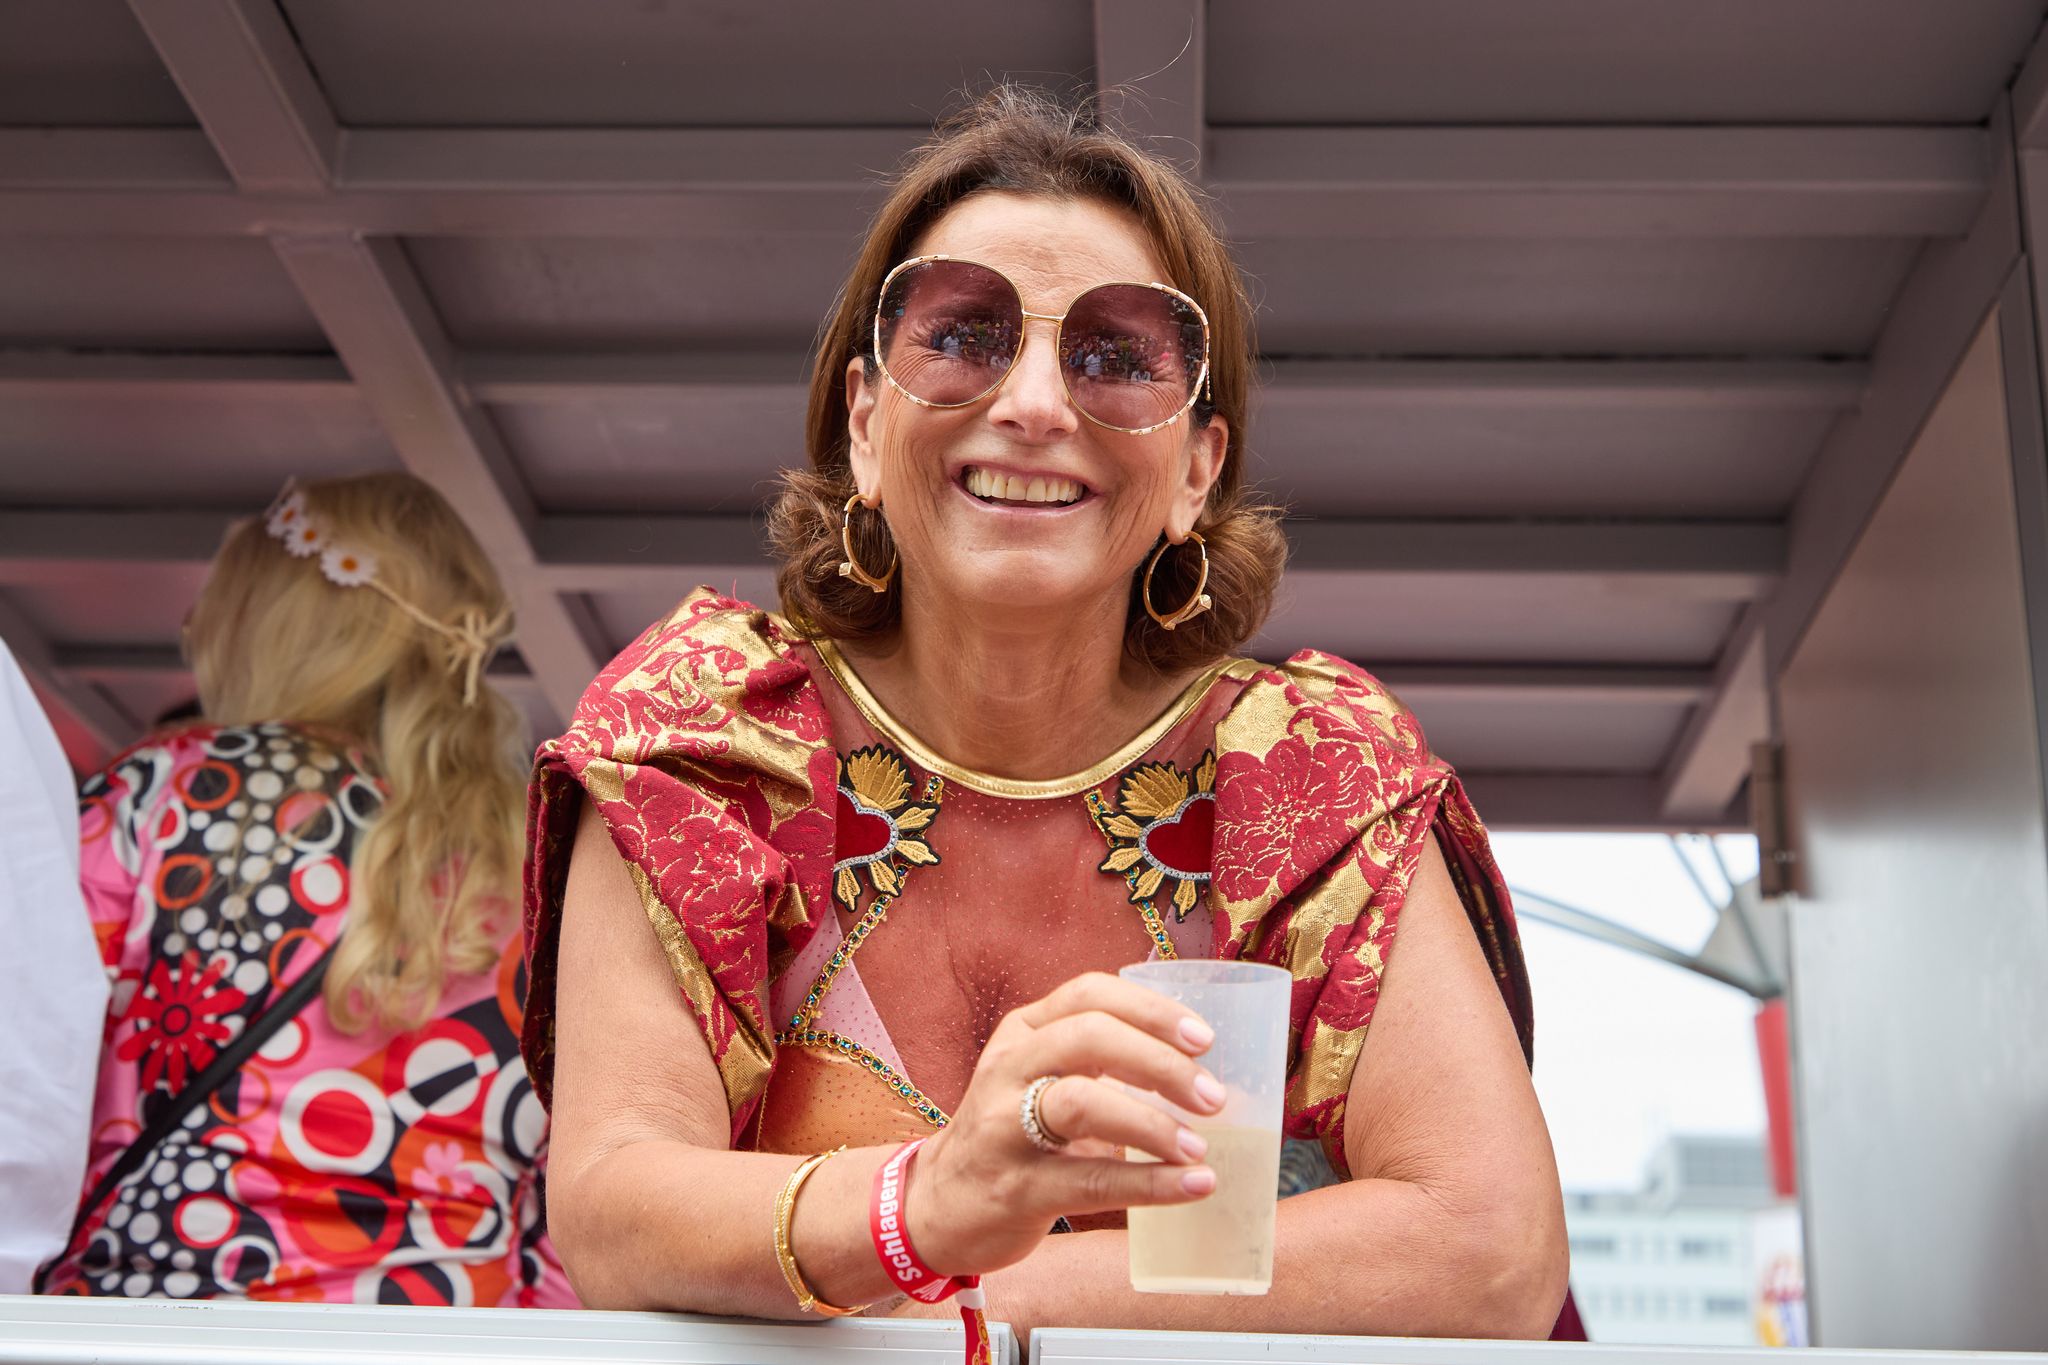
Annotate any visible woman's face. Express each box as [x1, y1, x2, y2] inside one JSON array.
[[845, 192, 1228, 633]]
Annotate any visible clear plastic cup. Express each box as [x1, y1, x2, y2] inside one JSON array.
[[1119, 958, 1291, 1294]]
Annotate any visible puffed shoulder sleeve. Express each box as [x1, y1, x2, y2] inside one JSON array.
[[520, 590, 840, 1139], [1210, 651, 1532, 1176]]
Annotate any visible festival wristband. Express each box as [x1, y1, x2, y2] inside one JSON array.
[[870, 1137, 965, 1303], [870, 1139, 988, 1365]]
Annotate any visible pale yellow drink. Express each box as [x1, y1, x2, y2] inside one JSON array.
[[1127, 1124, 1282, 1294]]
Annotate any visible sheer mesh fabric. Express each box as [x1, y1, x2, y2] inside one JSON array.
[[755, 645, 1247, 1158]]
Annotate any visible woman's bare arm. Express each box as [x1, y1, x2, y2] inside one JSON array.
[[960, 835, 1570, 1339], [545, 798, 905, 1314]]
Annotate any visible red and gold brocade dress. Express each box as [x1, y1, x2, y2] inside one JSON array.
[[520, 589, 1535, 1183]]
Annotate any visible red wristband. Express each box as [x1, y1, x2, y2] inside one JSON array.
[[870, 1138, 962, 1303], [870, 1138, 988, 1365]]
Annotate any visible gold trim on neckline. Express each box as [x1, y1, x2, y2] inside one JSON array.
[[809, 638, 1259, 800]]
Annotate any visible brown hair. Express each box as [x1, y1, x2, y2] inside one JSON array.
[[767, 83, 1286, 672]]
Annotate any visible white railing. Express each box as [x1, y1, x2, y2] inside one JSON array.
[[1030, 1330, 2048, 1365], [0, 1295, 1018, 1364], [8, 1298, 2047, 1365]]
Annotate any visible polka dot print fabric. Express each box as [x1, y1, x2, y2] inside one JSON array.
[[44, 723, 573, 1307]]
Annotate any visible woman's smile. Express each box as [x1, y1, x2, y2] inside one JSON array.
[[955, 462, 1095, 513]]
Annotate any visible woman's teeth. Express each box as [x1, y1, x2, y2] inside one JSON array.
[[963, 467, 1084, 505]]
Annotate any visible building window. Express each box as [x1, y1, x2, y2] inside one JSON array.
[[1569, 1235, 1618, 1258], [1679, 1237, 1728, 1260], [1704, 1296, 1748, 1316]]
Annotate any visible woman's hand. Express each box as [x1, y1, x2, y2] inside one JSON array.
[[904, 971, 1226, 1276]]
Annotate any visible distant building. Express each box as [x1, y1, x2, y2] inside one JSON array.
[[1566, 1134, 1802, 1345]]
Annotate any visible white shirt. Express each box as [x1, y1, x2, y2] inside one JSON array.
[[0, 641, 109, 1292]]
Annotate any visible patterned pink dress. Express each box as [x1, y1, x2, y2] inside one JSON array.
[[41, 722, 573, 1307]]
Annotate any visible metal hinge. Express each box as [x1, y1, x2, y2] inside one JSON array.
[[1750, 741, 1796, 897]]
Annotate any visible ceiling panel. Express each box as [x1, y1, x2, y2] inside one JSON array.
[[1209, 0, 2045, 125], [0, 390, 399, 507], [3, 566, 210, 648], [1249, 393, 1842, 519], [1400, 693, 1693, 776], [0, 0, 193, 127], [285, 0, 1093, 127], [0, 239, 327, 350], [1238, 237, 1924, 357], [495, 387, 805, 515], [1259, 571, 1743, 666], [408, 237, 858, 350]]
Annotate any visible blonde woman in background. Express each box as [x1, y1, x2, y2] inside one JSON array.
[[38, 473, 574, 1307]]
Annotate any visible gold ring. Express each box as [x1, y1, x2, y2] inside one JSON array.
[[1020, 1074, 1070, 1152]]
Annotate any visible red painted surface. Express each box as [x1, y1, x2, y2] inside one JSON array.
[[1755, 998, 1798, 1199]]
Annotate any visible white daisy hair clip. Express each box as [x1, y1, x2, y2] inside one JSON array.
[[261, 480, 509, 705]]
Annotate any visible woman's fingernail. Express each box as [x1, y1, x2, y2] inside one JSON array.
[[1181, 1166, 1216, 1196], [1178, 1127, 1209, 1160], [1178, 1015, 1215, 1050], [1194, 1072, 1226, 1109]]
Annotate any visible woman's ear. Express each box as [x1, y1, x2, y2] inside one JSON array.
[[1166, 415, 1229, 541], [845, 357, 882, 502]]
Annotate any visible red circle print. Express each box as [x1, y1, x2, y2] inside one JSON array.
[[301, 1088, 378, 1160]]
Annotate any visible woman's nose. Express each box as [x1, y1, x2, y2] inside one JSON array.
[[984, 320, 1079, 442]]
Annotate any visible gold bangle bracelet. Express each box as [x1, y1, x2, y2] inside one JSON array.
[[773, 1146, 863, 1317]]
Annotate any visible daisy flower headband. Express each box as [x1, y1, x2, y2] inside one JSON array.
[[262, 480, 509, 705]]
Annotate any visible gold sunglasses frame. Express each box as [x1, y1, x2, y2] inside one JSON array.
[[869, 253, 1214, 437]]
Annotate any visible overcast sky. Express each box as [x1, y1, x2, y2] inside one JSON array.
[[1488, 832, 1768, 1192]]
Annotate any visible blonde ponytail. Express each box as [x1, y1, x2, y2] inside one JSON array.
[[186, 473, 528, 1034], [323, 651, 524, 1033]]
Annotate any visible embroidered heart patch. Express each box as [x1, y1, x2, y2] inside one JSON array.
[[834, 788, 896, 865], [1140, 794, 1214, 879]]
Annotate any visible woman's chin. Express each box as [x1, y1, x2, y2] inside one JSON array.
[[919, 555, 1125, 624]]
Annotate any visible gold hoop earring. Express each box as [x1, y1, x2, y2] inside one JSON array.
[[838, 493, 898, 594], [1142, 532, 1212, 631]]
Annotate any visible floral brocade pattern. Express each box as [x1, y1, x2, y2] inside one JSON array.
[[521, 594, 839, 1140], [522, 589, 1531, 1175]]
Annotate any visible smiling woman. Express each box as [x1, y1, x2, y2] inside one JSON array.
[[519, 84, 1570, 1350], [770, 88, 1282, 670]]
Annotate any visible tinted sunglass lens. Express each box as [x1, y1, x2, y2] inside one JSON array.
[[1059, 284, 1206, 430], [875, 260, 1023, 406]]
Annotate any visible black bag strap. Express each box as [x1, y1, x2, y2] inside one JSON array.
[[33, 937, 341, 1293]]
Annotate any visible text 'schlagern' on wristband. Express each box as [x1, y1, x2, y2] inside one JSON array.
[[870, 1137, 960, 1301], [871, 1138, 991, 1365], [774, 1146, 865, 1317]]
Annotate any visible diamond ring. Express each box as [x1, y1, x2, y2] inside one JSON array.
[[1019, 1074, 1070, 1152]]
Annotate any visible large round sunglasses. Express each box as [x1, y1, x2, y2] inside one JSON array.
[[871, 255, 1213, 436]]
